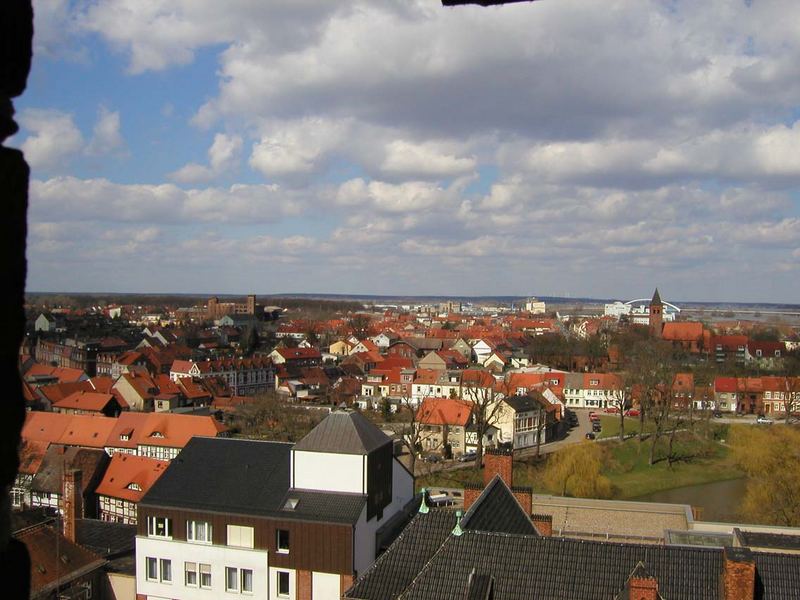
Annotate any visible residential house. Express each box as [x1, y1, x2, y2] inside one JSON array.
[[29, 445, 109, 516], [23, 412, 118, 451], [96, 453, 169, 524], [563, 373, 622, 409], [415, 397, 474, 456], [170, 356, 275, 395], [495, 392, 557, 449], [662, 321, 707, 354], [329, 339, 357, 357], [113, 371, 160, 411], [52, 390, 125, 417], [712, 335, 749, 364], [714, 377, 741, 413], [136, 410, 415, 600], [12, 439, 49, 510]]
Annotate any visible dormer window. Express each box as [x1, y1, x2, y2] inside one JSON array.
[[150, 431, 164, 438], [283, 498, 299, 511], [120, 434, 130, 441], [590, 379, 599, 386], [127, 482, 141, 491]]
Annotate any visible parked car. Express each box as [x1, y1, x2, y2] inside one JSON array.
[[757, 416, 773, 424], [423, 454, 442, 463], [624, 409, 640, 417], [592, 422, 602, 432], [458, 451, 477, 463], [604, 407, 620, 414], [590, 414, 601, 423], [712, 411, 723, 418], [585, 432, 596, 440]]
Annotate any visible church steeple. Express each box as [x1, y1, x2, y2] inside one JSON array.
[[649, 288, 663, 337]]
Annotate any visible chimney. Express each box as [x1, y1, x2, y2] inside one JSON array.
[[721, 546, 756, 600], [511, 485, 532, 515], [62, 469, 83, 542], [628, 576, 659, 600], [463, 483, 482, 512], [483, 448, 513, 488], [531, 513, 552, 537]]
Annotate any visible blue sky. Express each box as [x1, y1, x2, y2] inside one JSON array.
[[12, 0, 800, 302]]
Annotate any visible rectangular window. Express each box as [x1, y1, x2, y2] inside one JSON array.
[[276, 529, 290, 553], [160, 559, 172, 583], [200, 563, 212, 589], [227, 524, 254, 548], [241, 569, 253, 594], [277, 571, 290, 597], [187, 520, 212, 543], [146, 557, 158, 581], [185, 562, 197, 587], [147, 516, 172, 538], [226, 567, 239, 592]]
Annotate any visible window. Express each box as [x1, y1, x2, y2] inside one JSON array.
[[227, 524, 254, 548], [147, 516, 172, 538], [146, 557, 158, 581], [185, 562, 197, 587], [160, 559, 172, 583], [277, 571, 290, 597], [226, 567, 239, 592], [241, 569, 253, 594], [187, 520, 212, 543], [276, 529, 290, 553], [200, 563, 212, 589]]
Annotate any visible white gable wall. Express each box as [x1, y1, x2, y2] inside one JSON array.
[[291, 450, 364, 494]]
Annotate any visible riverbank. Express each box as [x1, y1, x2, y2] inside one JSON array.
[[417, 430, 744, 502]]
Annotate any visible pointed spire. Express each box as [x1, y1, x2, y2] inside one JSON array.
[[418, 488, 429, 514], [452, 510, 464, 536], [651, 288, 662, 306]]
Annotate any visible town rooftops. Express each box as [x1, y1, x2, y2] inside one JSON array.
[[293, 409, 391, 455], [52, 390, 118, 412]]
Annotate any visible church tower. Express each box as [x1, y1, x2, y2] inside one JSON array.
[[649, 288, 663, 338]]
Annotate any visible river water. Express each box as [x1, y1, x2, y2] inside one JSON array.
[[633, 478, 748, 522]]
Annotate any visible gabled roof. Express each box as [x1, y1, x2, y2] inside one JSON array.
[[52, 391, 117, 412], [95, 453, 169, 503], [461, 475, 538, 536], [416, 397, 473, 427], [30, 445, 108, 495], [141, 437, 292, 516], [293, 410, 391, 455], [15, 523, 106, 596]]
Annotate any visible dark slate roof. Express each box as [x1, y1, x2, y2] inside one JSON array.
[[502, 393, 544, 413], [400, 534, 724, 600], [278, 489, 366, 524], [141, 437, 293, 516], [293, 410, 390, 455], [348, 503, 800, 600], [461, 476, 537, 536], [735, 528, 800, 551], [140, 436, 365, 523], [346, 508, 456, 600], [615, 562, 663, 600], [754, 552, 800, 600], [76, 518, 136, 557]]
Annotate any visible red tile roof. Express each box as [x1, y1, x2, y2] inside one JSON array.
[[53, 391, 117, 412], [416, 397, 474, 426], [95, 453, 169, 503]]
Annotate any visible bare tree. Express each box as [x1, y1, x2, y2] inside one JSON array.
[[606, 381, 631, 442], [458, 370, 509, 470]]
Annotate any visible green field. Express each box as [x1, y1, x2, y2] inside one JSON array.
[[603, 434, 743, 499], [595, 414, 655, 439]]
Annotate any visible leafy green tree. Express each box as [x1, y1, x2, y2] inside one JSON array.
[[731, 425, 800, 526], [542, 442, 612, 498]]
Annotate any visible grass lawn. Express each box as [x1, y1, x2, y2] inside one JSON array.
[[602, 433, 743, 499], [596, 415, 655, 439]]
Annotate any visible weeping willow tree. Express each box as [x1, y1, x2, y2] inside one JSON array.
[[542, 442, 612, 499], [731, 424, 800, 526]]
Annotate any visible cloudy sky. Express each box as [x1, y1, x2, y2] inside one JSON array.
[[12, 0, 800, 302]]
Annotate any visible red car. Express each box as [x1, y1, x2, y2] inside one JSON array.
[[624, 409, 640, 417], [604, 407, 620, 414]]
